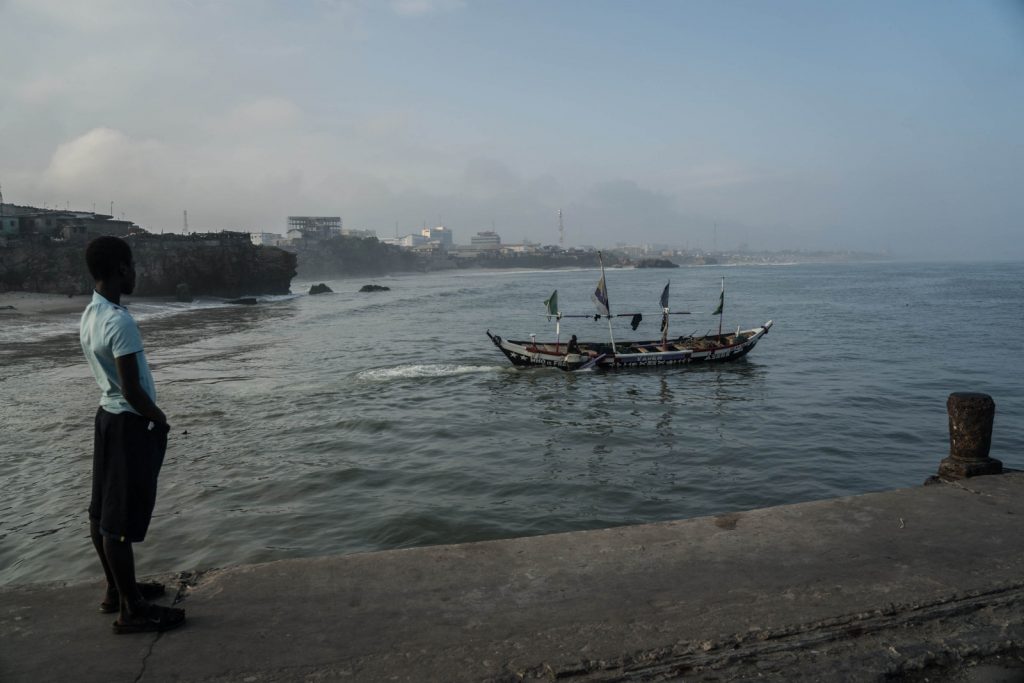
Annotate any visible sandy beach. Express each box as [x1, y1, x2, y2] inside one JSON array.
[[0, 291, 90, 316]]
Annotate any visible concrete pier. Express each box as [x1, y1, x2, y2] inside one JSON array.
[[3, 472, 1024, 682]]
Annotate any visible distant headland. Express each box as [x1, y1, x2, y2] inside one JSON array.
[[0, 203, 886, 294]]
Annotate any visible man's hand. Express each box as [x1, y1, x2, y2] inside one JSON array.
[[114, 352, 166, 423]]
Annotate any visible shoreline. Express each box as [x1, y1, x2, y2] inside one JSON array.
[[3, 471, 1022, 681], [0, 291, 89, 316], [0, 291, 245, 319]]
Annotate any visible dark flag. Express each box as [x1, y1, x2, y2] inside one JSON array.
[[712, 281, 724, 316], [592, 274, 610, 317], [660, 281, 670, 310]]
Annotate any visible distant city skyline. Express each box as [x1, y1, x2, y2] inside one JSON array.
[[2, 0, 1022, 260]]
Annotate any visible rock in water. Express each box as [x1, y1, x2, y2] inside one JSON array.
[[176, 283, 193, 302], [226, 297, 258, 305], [359, 284, 390, 292], [309, 283, 333, 295], [636, 258, 679, 269]]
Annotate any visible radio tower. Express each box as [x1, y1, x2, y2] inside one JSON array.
[[183, 210, 189, 233], [558, 209, 564, 249]]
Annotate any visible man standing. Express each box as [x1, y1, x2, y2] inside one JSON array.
[[80, 236, 185, 634]]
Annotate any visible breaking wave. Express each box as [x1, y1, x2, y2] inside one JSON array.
[[356, 363, 503, 382]]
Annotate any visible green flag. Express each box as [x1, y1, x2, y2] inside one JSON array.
[[712, 281, 723, 315], [544, 290, 559, 318]]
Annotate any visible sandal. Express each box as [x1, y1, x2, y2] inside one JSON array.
[[99, 581, 167, 613], [112, 604, 186, 634]]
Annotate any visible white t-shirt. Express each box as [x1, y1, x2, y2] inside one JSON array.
[[80, 290, 156, 415]]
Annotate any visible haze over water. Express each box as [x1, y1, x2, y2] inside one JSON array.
[[2, 261, 1022, 586], [3, 1, 1023, 260]]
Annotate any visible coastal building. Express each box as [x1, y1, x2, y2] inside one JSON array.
[[341, 228, 377, 239], [286, 216, 341, 240], [250, 232, 284, 246], [450, 245, 471, 257], [421, 226, 453, 248], [382, 234, 427, 248], [1, 214, 17, 236], [470, 230, 501, 251], [499, 243, 540, 256], [0, 203, 135, 240], [411, 241, 446, 256], [615, 244, 648, 258]]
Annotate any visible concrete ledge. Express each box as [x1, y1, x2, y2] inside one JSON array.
[[4, 473, 1024, 681]]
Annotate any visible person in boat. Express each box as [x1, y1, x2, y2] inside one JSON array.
[[79, 236, 186, 634], [567, 334, 581, 354]]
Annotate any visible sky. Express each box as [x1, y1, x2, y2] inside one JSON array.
[[1, 0, 1022, 259]]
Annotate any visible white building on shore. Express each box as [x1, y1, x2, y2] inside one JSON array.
[[470, 230, 501, 250], [421, 226, 453, 248], [250, 232, 284, 246]]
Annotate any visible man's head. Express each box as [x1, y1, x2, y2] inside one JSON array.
[[85, 236, 136, 294]]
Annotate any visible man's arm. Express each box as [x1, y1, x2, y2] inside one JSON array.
[[114, 352, 167, 424]]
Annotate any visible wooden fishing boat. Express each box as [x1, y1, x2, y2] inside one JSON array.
[[486, 252, 773, 371], [486, 321, 773, 371]]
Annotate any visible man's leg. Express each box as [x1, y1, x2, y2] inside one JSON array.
[[99, 413, 183, 632], [90, 520, 117, 605], [91, 409, 122, 608], [102, 536, 145, 621], [103, 535, 184, 631]]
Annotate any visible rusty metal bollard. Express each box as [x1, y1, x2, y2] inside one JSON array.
[[937, 392, 1002, 479]]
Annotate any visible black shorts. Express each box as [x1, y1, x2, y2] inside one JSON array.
[[89, 408, 169, 543]]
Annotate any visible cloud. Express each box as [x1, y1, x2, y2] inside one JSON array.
[[353, 110, 413, 139], [15, 75, 68, 105], [390, 0, 465, 17], [461, 158, 522, 198], [674, 162, 773, 191], [214, 98, 304, 132], [44, 128, 167, 186], [9, 0, 167, 31]]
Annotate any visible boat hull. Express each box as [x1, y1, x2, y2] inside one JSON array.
[[487, 321, 773, 371]]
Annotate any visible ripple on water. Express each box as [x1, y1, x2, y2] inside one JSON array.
[[3, 262, 1024, 584]]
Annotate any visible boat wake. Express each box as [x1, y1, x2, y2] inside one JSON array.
[[357, 363, 504, 382]]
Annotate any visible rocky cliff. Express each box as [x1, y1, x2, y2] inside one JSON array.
[[130, 233, 296, 297], [0, 232, 296, 297], [293, 235, 421, 278]]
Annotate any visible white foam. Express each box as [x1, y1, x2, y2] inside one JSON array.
[[357, 364, 502, 382], [0, 294, 302, 345], [0, 317, 80, 345]]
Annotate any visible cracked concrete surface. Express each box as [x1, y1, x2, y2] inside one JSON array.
[[3, 473, 1024, 682]]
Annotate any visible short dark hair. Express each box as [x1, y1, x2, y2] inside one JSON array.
[[85, 236, 133, 281]]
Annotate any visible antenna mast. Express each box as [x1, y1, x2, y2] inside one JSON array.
[[558, 209, 564, 249], [183, 210, 189, 232]]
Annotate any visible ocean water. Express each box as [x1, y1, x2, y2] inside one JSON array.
[[1, 261, 1022, 586]]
